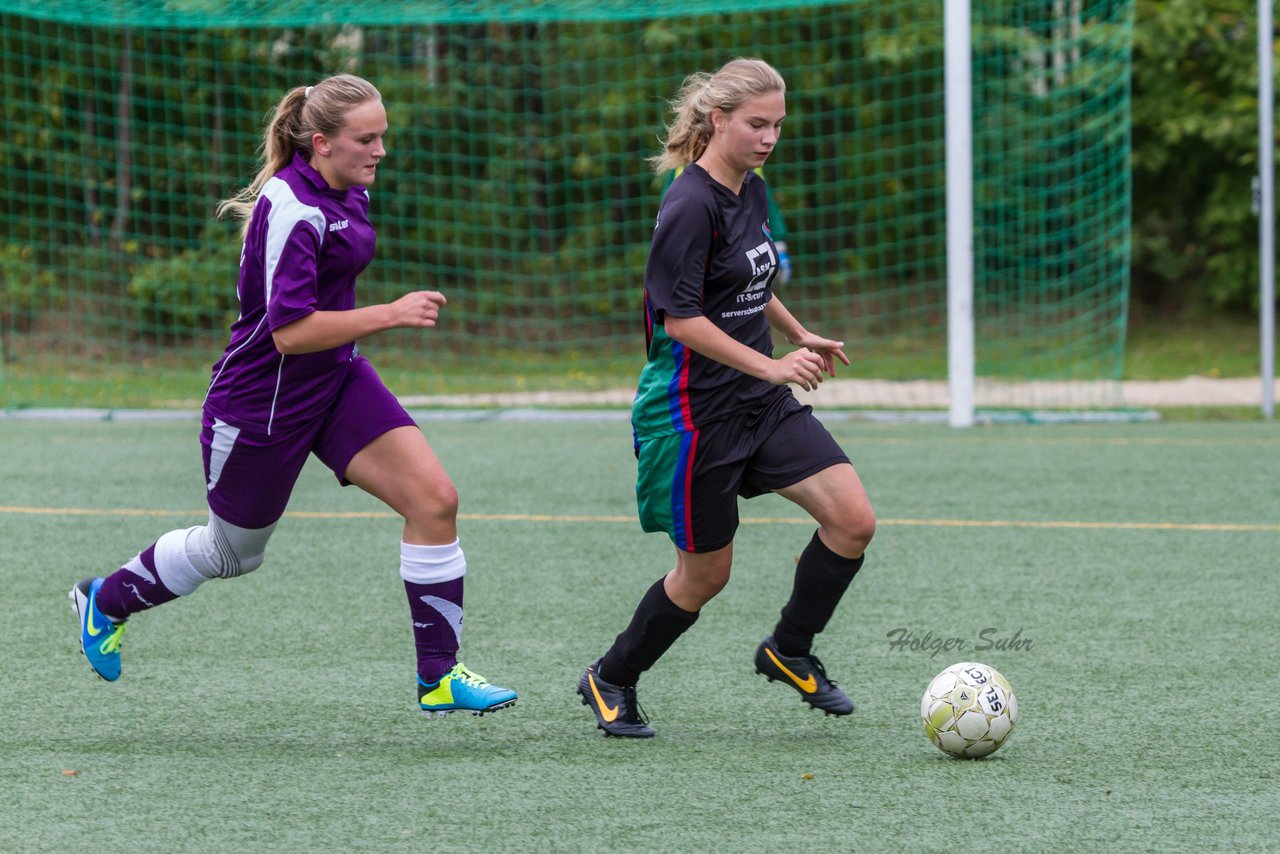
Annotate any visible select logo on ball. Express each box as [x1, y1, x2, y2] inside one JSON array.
[[921, 661, 1018, 758]]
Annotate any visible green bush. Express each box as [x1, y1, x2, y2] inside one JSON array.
[[126, 223, 240, 337], [0, 242, 56, 332]]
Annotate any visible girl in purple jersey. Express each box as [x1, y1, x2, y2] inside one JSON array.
[[69, 74, 516, 717], [577, 59, 876, 737]]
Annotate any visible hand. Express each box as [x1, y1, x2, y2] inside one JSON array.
[[390, 290, 447, 329], [766, 348, 829, 391], [788, 330, 850, 379]]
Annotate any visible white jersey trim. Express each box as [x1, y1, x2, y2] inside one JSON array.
[[206, 417, 241, 492], [267, 354, 285, 436], [203, 314, 267, 406], [260, 176, 326, 306], [258, 178, 325, 434]]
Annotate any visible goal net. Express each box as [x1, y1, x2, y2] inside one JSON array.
[[0, 0, 1133, 413]]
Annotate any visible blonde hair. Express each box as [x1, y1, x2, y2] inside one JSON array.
[[650, 58, 786, 174], [217, 73, 381, 225]]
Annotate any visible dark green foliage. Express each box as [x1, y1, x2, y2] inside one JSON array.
[[126, 220, 241, 336], [1131, 0, 1272, 313], [0, 243, 57, 332]]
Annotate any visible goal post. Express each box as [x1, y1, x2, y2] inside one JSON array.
[[1260, 0, 1275, 420], [946, 0, 976, 428]]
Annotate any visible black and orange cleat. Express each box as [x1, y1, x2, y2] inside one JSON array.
[[576, 659, 655, 738], [754, 635, 854, 716]]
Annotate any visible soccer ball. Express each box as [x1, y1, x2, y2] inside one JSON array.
[[921, 661, 1017, 758]]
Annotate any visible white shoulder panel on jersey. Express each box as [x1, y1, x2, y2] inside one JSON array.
[[260, 176, 327, 304]]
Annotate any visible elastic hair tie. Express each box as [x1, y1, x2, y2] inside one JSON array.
[[304, 86, 314, 98]]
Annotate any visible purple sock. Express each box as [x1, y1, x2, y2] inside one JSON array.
[[95, 545, 180, 620], [404, 577, 464, 684]]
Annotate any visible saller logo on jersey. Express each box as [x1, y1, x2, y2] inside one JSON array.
[[328, 219, 350, 232]]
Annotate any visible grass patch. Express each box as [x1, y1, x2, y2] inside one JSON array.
[[1151, 405, 1266, 422], [1124, 310, 1264, 380], [3, 419, 1278, 850]]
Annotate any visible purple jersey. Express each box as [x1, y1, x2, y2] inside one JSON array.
[[204, 152, 376, 434]]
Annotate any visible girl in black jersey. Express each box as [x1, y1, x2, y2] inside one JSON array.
[[577, 58, 877, 737]]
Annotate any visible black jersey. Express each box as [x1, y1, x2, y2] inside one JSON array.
[[632, 164, 783, 438]]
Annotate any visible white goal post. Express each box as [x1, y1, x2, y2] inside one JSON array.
[[1260, 0, 1275, 420], [946, 0, 975, 428]]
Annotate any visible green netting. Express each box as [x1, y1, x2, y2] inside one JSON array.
[[0, 1, 1132, 411], [971, 4, 1133, 409]]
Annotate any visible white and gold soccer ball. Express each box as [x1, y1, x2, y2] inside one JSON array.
[[921, 661, 1017, 758]]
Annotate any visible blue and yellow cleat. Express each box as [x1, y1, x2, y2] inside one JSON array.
[[418, 663, 517, 717], [69, 577, 126, 682]]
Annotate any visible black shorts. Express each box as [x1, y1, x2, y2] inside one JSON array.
[[634, 388, 850, 553]]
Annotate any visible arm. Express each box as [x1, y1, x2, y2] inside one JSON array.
[[272, 290, 447, 355], [665, 313, 830, 392], [764, 296, 850, 377], [763, 296, 805, 343]]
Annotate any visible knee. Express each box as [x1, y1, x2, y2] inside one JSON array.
[[431, 478, 460, 519], [824, 506, 876, 558], [194, 517, 273, 579], [699, 561, 732, 598], [676, 552, 732, 601], [409, 477, 459, 524], [211, 522, 270, 577]]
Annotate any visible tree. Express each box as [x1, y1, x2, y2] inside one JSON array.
[[1130, 0, 1272, 313]]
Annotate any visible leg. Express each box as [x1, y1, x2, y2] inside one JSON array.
[[101, 411, 304, 618], [72, 513, 277, 683], [775, 462, 876, 560], [579, 545, 729, 738], [71, 413, 299, 683], [317, 361, 515, 714], [581, 420, 746, 735], [344, 425, 463, 679], [95, 514, 278, 619], [735, 397, 875, 716], [770, 463, 875, 655], [665, 542, 734, 611], [749, 463, 874, 716], [93, 415, 294, 621], [342, 424, 514, 715], [598, 542, 730, 685], [342, 425, 459, 545]]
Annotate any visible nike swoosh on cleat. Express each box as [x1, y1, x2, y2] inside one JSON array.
[[587, 673, 619, 722], [85, 593, 102, 638], [765, 648, 817, 693]]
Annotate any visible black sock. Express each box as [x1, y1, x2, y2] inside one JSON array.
[[773, 530, 864, 657], [598, 577, 699, 686]]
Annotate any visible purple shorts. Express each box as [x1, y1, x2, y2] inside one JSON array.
[[200, 356, 417, 529]]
